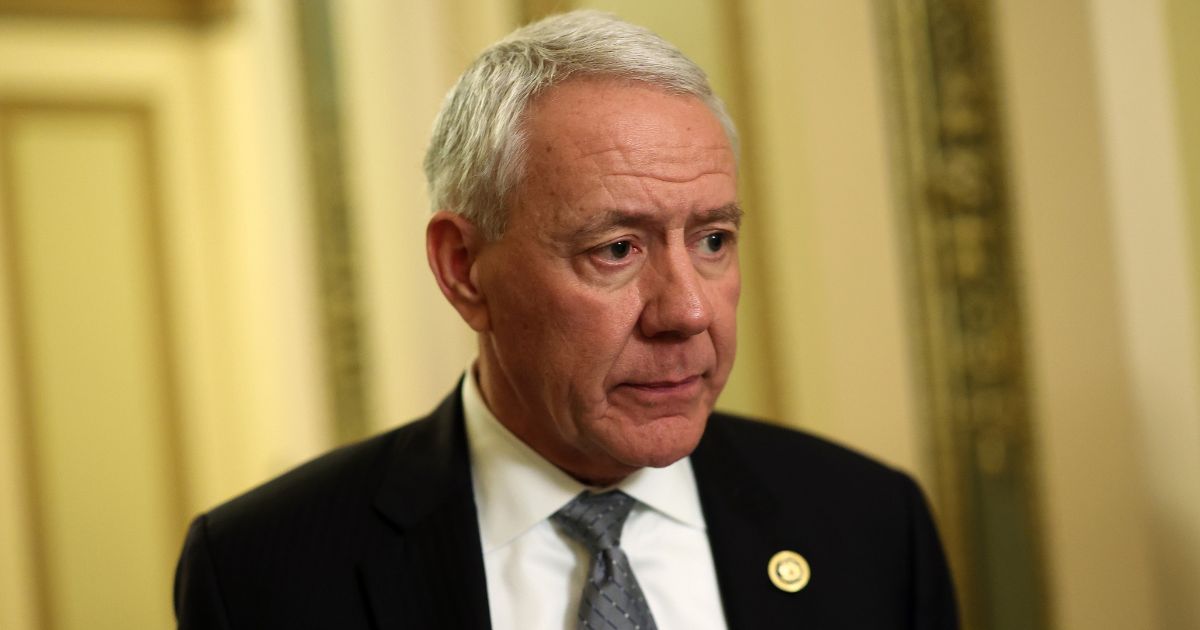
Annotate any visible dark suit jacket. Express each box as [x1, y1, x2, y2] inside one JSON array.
[[175, 386, 958, 629]]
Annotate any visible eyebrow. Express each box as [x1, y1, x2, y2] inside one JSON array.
[[693, 203, 744, 228], [568, 202, 744, 242]]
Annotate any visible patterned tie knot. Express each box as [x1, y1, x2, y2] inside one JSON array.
[[552, 490, 636, 554]]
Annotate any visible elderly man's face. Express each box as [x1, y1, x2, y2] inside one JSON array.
[[474, 77, 740, 484]]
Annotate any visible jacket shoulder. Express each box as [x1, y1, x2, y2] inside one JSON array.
[[704, 410, 912, 490], [175, 407, 457, 628], [203, 382, 464, 536], [205, 419, 413, 530], [175, 385, 473, 627]]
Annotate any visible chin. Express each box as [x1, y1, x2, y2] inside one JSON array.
[[635, 446, 697, 469], [611, 412, 708, 469]]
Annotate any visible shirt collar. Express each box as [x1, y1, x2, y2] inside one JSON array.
[[461, 367, 708, 553]]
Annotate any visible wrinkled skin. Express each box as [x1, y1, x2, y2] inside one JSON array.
[[455, 77, 740, 485]]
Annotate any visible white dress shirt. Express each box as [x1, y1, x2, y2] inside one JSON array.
[[461, 370, 729, 630]]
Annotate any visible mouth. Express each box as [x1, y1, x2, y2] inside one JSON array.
[[623, 374, 702, 392], [613, 374, 706, 407]]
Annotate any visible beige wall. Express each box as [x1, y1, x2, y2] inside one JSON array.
[[0, 2, 330, 626], [1167, 0, 1200, 310], [0, 22, 216, 630], [734, 0, 923, 478], [995, 0, 1200, 627], [1088, 0, 1200, 627], [331, 0, 499, 433], [4, 105, 186, 630], [2, 1, 1199, 628], [992, 1, 1157, 626]]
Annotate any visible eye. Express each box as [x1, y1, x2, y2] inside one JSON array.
[[596, 239, 634, 261], [698, 232, 727, 255], [584, 236, 643, 271]]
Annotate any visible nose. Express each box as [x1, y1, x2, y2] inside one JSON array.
[[638, 245, 713, 339]]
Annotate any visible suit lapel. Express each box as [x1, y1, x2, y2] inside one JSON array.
[[359, 386, 492, 630], [691, 414, 793, 630]]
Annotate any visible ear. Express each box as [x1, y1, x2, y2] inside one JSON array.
[[426, 210, 490, 331]]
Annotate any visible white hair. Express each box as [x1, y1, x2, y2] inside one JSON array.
[[423, 9, 739, 239]]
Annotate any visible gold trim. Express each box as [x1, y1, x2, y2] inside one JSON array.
[[293, 1, 371, 443], [0, 0, 232, 23], [133, 104, 191, 535], [0, 99, 53, 630], [0, 100, 193, 629], [875, 1, 1051, 628]]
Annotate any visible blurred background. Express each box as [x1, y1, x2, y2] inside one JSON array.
[[0, 0, 1197, 628]]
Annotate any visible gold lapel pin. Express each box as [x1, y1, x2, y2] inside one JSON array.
[[768, 550, 811, 593]]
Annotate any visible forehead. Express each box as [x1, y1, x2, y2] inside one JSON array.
[[515, 78, 737, 228]]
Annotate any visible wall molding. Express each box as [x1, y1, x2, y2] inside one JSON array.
[[0, 0, 230, 23], [0, 99, 188, 630], [294, 0, 370, 444], [875, 1, 1049, 627]]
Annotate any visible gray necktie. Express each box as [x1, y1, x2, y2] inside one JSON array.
[[552, 490, 659, 630]]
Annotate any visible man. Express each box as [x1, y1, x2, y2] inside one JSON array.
[[175, 10, 958, 629]]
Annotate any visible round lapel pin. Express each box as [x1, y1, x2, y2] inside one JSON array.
[[768, 550, 811, 593]]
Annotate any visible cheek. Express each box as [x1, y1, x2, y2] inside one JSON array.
[[491, 267, 641, 364], [706, 257, 740, 307], [719, 273, 741, 314], [527, 282, 645, 413], [552, 284, 644, 361], [711, 274, 741, 358]]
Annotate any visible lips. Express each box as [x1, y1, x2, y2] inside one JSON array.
[[614, 374, 705, 412], [623, 374, 702, 391], [613, 374, 707, 409]]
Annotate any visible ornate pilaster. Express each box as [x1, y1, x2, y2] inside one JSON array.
[[295, 0, 370, 443], [876, 1, 1049, 628]]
